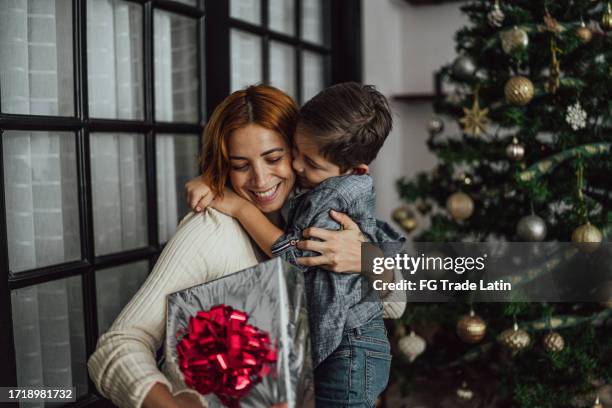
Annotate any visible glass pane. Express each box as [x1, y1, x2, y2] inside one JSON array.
[[302, 51, 325, 103], [230, 29, 262, 92], [96, 261, 149, 334], [0, 0, 74, 116], [11, 276, 88, 399], [174, 0, 198, 6], [87, 0, 144, 120], [269, 0, 295, 35], [154, 11, 199, 123], [269, 41, 296, 99], [90, 133, 147, 256], [301, 0, 325, 45], [230, 0, 261, 25], [156, 134, 199, 244], [3, 131, 80, 273]]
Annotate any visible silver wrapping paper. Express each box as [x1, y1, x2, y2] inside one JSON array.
[[164, 258, 315, 408]]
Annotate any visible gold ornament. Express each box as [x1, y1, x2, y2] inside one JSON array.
[[593, 396, 604, 408], [398, 331, 426, 362], [392, 206, 418, 233], [498, 323, 531, 354], [576, 22, 593, 43], [446, 192, 474, 221], [505, 76, 535, 106], [457, 310, 487, 344], [500, 26, 529, 54], [542, 331, 565, 352], [456, 382, 474, 401], [572, 222, 603, 253], [459, 94, 489, 137], [506, 137, 525, 161], [603, 3, 612, 31]]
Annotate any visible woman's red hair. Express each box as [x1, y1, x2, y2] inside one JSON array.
[[200, 85, 299, 196]]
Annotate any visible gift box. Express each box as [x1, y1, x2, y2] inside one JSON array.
[[164, 258, 315, 408]]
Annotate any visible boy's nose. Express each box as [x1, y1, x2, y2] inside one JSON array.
[[292, 158, 304, 174]]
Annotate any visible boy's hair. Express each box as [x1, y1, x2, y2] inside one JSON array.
[[298, 82, 392, 171]]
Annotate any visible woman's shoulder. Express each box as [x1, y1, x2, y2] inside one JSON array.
[[172, 209, 251, 244]]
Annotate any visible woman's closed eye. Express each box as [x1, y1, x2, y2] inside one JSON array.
[[231, 162, 249, 171], [266, 155, 283, 164]]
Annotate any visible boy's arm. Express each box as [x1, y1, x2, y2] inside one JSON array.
[[209, 190, 283, 257], [234, 204, 283, 258]]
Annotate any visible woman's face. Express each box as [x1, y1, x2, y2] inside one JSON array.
[[227, 124, 295, 213]]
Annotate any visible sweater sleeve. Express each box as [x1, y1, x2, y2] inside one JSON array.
[[381, 267, 407, 319], [87, 210, 260, 408]]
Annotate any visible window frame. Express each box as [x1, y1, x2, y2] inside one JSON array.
[[0, 0, 361, 405]]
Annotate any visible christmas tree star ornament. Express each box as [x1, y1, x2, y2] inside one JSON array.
[[487, 0, 505, 28], [498, 322, 531, 355], [505, 76, 535, 106], [500, 26, 529, 54], [506, 137, 525, 161], [398, 331, 426, 362], [446, 192, 474, 221], [566, 101, 587, 130], [459, 93, 489, 137], [542, 331, 565, 353], [516, 214, 547, 241], [457, 310, 487, 344]]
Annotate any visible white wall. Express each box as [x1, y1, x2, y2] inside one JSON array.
[[363, 0, 467, 230]]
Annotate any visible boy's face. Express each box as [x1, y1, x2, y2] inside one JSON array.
[[292, 129, 343, 189]]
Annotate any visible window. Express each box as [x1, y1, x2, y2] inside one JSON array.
[[228, 0, 330, 104], [0, 0, 359, 405]]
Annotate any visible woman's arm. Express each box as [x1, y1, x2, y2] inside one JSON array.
[[88, 211, 260, 408]]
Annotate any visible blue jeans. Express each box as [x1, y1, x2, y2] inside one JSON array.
[[314, 317, 391, 407]]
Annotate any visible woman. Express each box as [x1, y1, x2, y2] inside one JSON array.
[[87, 85, 405, 408]]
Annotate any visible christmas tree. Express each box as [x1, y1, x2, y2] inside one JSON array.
[[392, 1, 612, 407]]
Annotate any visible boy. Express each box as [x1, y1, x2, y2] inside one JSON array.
[[195, 83, 403, 407]]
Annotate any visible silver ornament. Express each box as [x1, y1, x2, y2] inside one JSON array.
[[487, 0, 505, 28], [398, 331, 426, 362], [427, 116, 444, 135], [457, 382, 474, 401], [516, 214, 547, 242], [500, 26, 529, 55], [452, 55, 477, 80], [506, 137, 525, 161]]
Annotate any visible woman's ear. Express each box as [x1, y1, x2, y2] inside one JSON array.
[[349, 164, 369, 175]]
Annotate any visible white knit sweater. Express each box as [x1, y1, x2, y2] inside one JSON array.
[[87, 209, 406, 408]]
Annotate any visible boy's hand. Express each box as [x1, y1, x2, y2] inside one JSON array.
[[185, 175, 215, 212], [210, 188, 249, 217]]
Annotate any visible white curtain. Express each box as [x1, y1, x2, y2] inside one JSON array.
[[156, 135, 199, 243], [230, 29, 262, 92], [269, 41, 296, 99], [95, 261, 149, 334], [3, 132, 80, 273], [154, 11, 198, 123], [0, 0, 73, 116], [87, 0, 143, 120], [302, 51, 325, 103], [11, 277, 88, 406], [90, 133, 148, 256]]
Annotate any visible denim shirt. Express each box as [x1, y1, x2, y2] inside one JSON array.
[[270, 174, 405, 367]]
